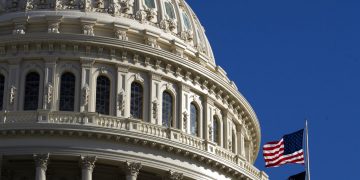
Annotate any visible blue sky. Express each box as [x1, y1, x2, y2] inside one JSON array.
[[188, 0, 360, 179]]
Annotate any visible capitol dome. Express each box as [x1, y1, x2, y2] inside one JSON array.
[[0, 0, 268, 180]]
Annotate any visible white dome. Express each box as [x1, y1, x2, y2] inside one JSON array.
[[0, 0, 216, 66]]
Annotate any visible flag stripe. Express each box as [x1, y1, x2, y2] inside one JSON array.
[[263, 130, 304, 168]]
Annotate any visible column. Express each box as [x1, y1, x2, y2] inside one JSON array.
[[124, 161, 142, 180], [149, 73, 162, 124], [166, 170, 184, 180], [116, 65, 129, 117], [80, 58, 95, 113], [34, 153, 49, 180], [80, 156, 97, 180]]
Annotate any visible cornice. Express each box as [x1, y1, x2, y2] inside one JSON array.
[[0, 122, 263, 180]]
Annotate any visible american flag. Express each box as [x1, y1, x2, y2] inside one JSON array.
[[263, 129, 305, 168]]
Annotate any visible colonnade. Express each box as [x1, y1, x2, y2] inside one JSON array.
[[0, 154, 184, 180]]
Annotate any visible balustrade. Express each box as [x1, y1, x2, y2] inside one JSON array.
[[0, 110, 261, 179]]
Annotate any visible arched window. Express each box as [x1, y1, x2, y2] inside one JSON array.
[[96, 76, 110, 115], [190, 103, 199, 136], [59, 72, 76, 111], [182, 13, 192, 31], [165, 2, 175, 19], [24, 72, 40, 110], [130, 82, 143, 119], [213, 116, 220, 144], [145, 0, 155, 8], [0, 74, 4, 110], [162, 91, 173, 128]]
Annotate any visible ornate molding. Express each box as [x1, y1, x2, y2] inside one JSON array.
[[124, 161, 142, 177], [80, 156, 97, 171], [34, 153, 50, 171], [9, 85, 16, 105], [167, 170, 184, 180]]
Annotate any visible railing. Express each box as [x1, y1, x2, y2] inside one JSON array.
[[0, 110, 265, 179]]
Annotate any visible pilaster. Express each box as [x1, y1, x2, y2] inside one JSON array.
[[34, 153, 49, 180], [178, 84, 190, 132], [7, 58, 21, 111], [43, 58, 57, 110], [80, 58, 95, 113], [149, 72, 162, 124], [124, 161, 142, 180], [116, 65, 129, 117], [203, 97, 214, 141]]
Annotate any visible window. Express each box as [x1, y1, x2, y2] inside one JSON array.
[[213, 116, 219, 144], [190, 103, 198, 136], [182, 13, 192, 30], [0, 74, 4, 110], [165, 2, 175, 19], [145, 0, 155, 8], [24, 72, 40, 110], [59, 72, 75, 111], [130, 82, 143, 119], [162, 91, 173, 128], [96, 76, 110, 115]]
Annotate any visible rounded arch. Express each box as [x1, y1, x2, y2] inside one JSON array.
[[20, 62, 44, 111], [56, 63, 81, 112]]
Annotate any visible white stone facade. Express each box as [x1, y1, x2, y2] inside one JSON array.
[[0, 0, 268, 180]]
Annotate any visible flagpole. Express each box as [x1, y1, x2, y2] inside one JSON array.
[[305, 120, 311, 180]]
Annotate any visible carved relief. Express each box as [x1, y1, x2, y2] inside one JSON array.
[[9, 86, 17, 104], [152, 99, 158, 120], [135, 10, 147, 23], [83, 24, 94, 36], [45, 82, 53, 104], [48, 22, 60, 33], [118, 90, 126, 114], [82, 84, 90, 106], [34, 154, 49, 171], [167, 170, 184, 180], [160, 18, 177, 32], [120, 0, 134, 14], [124, 161, 142, 177], [56, 0, 83, 10], [134, 73, 144, 83], [183, 111, 188, 132], [208, 124, 213, 140], [80, 156, 97, 171], [145, 8, 157, 21], [145, 36, 159, 48], [228, 138, 232, 150], [180, 30, 193, 42], [13, 23, 26, 35], [115, 29, 128, 41], [25, 0, 36, 11]]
